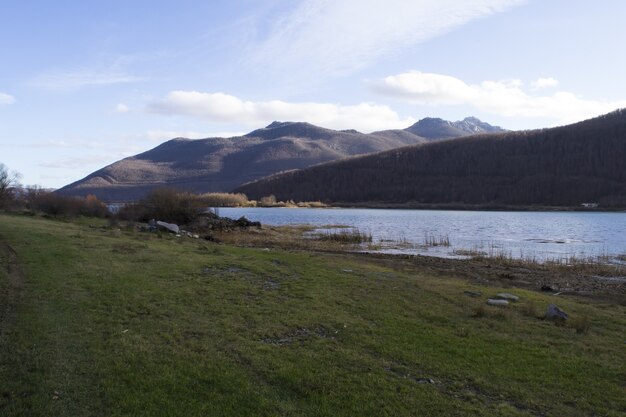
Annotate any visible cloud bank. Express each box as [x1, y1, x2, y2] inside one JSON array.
[[250, 0, 525, 77], [149, 91, 415, 132], [373, 71, 626, 124]]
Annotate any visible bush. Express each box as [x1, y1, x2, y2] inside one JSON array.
[[28, 191, 108, 218], [259, 194, 277, 207], [198, 192, 249, 207], [119, 188, 205, 225]]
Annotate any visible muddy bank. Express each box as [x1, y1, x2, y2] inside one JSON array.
[[353, 251, 626, 304]]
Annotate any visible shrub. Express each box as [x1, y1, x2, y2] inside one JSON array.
[[119, 188, 205, 225], [198, 192, 249, 207], [259, 194, 277, 207], [28, 192, 108, 218]]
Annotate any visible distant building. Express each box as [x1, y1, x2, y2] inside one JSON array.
[[581, 203, 599, 208]]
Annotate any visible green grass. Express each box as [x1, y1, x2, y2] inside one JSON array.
[[0, 214, 625, 416]]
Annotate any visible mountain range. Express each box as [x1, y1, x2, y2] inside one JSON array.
[[58, 117, 505, 202], [236, 109, 626, 208]]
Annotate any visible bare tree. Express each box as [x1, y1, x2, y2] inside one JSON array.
[[0, 163, 21, 207]]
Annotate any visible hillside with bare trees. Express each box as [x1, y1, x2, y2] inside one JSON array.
[[236, 110, 626, 208]]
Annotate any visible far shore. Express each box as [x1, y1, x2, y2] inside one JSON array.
[[211, 202, 626, 212]]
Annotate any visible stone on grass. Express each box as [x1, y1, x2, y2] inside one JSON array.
[[546, 304, 568, 321], [496, 292, 519, 302], [487, 299, 509, 306], [156, 221, 179, 234]]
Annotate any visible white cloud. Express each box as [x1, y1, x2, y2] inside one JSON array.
[[115, 103, 130, 113], [31, 69, 143, 91], [0, 92, 15, 105], [373, 71, 626, 124], [148, 90, 415, 132], [249, 0, 525, 77], [531, 77, 559, 90]]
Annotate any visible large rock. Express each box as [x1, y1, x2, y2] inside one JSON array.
[[546, 304, 568, 321], [496, 292, 519, 302], [487, 299, 509, 306], [156, 221, 180, 234]]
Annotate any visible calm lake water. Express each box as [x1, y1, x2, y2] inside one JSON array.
[[218, 207, 626, 261]]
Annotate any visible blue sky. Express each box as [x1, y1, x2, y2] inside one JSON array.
[[1, 0, 625, 188]]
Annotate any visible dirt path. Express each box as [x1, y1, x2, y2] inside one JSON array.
[[0, 235, 23, 337]]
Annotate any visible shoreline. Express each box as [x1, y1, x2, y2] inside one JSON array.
[[209, 224, 626, 303], [213, 203, 626, 212]]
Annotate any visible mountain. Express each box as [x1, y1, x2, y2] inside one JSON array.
[[58, 117, 504, 202], [235, 110, 626, 208], [57, 122, 425, 202], [404, 116, 506, 140]]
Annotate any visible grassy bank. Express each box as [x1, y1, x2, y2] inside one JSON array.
[[0, 214, 625, 416]]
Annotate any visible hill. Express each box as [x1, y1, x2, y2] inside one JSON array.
[[236, 109, 626, 208], [57, 117, 503, 202]]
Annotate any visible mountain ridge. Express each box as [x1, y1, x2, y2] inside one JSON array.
[[58, 117, 504, 202]]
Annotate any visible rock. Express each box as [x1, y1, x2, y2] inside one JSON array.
[[487, 299, 509, 306], [235, 216, 261, 227], [156, 221, 179, 234], [496, 292, 519, 302], [416, 378, 435, 384], [463, 290, 482, 298], [546, 304, 568, 321]]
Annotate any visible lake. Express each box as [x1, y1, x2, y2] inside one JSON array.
[[218, 207, 626, 262]]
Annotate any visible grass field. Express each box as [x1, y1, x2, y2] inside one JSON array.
[[0, 214, 625, 416]]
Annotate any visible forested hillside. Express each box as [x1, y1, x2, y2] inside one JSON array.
[[236, 109, 626, 207]]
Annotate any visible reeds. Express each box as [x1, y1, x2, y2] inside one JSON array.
[[422, 232, 450, 247], [315, 228, 373, 244]]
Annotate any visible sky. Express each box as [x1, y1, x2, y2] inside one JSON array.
[[1, 0, 626, 188]]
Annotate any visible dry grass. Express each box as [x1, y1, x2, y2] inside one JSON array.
[[471, 249, 626, 278], [212, 225, 373, 251]]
